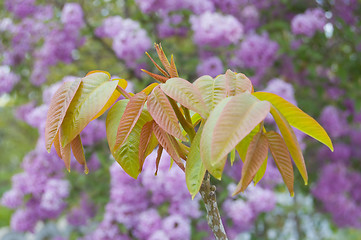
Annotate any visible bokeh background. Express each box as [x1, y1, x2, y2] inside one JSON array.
[[1, 0, 361, 239]]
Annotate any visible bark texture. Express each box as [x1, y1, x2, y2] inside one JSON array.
[[199, 172, 228, 240]]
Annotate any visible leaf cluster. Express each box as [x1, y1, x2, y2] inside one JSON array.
[[45, 44, 333, 198]]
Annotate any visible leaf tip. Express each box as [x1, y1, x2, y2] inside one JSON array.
[[290, 191, 295, 197], [84, 166, 89, 175]]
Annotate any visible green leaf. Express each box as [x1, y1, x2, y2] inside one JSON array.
[[61, 72, 119, 147], [235, 125, 260, 162], [45, 79, 81, 152], [225, 70, 253, 95], [106, 100, 152, 179], [193, 75, 227, 113], [266, 130, 294, 196], [201, 92, 270, 180], [160, 78, 209, 118], [270, 105, 308, 185], [147, 86, 186, 141], [230, 148, 236, 166], [186, 124, 206, 199], [253, 92, 333, 151], [233, 132, 269, 195]]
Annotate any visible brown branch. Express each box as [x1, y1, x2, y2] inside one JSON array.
[[199, 172, 228, 240]]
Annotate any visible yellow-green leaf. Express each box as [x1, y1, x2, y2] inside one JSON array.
[[147, 86, 186, 141], [45, 79, 81, 152], [142, 83, 159, 95], [91, 78, 128, 121], [106, 100, 152, 179], [160, 78, 209, 118], [235, 125, 260, 162], [186, 124, 206, 199], [61, 72, 119, 147], [270, 106, 308, 185], [233, 132, 269, 195], [60, 143, 71, 172], [225, 70, 253, 96], [193, 75, 227, 113], [114, 92, 148, 150], [230, 148, 236, 166], [253, 92, 333, 151], [266, 130, 294, 196]]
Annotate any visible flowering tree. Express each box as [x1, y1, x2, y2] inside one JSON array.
[[1, 0, 361, 239]]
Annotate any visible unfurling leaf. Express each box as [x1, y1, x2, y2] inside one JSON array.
[[253, 92, 333, 151], [153, 123, 185, 171], [233, 132, 269, 195], [193, 75, 227, 112], [225, 70, 253, 95], [45, 79, 81, 152], [145, 52, 170, 78], [139, 120, 158, 171], [70, 135, 88, 174], [169, 55, 179, 78], [147, 86, 186, 141], [61, 72, 119, 147], [201, 92, 270, 179], [106, 100, 152, 179], [186, 124, 206, 198], [160, 78, 209, 118], [270, 106, 308, 185], [141, 69, 168, 83], [155, 43, 172, 74], [113, 92, 148, 150], [266, 130, 294, 196]]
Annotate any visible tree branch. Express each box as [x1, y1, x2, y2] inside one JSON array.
[[199, 172, 228, 240]]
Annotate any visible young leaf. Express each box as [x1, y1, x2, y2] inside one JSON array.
[[253, 154, 268, 185], [113, 92, 148, 150], [45, 79, 81, 152], [155, 43, 172, 74], [60, 143, 71, 172], [91, 78, 128, 121], [186, 124, 206, 199], [253, 92, 333, 151], [155, 146, 164, 175], [169, 54, 179, 78], [142, 83, 159, 95], [153, 123, 185, 171], [106, 100, 152, 179], [270, 106, 308, 185], [147, 86, 186, 141], [61, 72, 119, 147], [230, 148, 236, 166], [193, 75, 227, 112], [233, 132, 269, 195], [236, 125, 260, 162], [266, 130, 294, 196], [141, 69, 168, 83], [53, 131, 62, 159], [139, 120, 158, 171], [200, 97, 231, 179], [202, 93, 270, 172], [70, 135, 88, 173], [160, 78, 209, 118], [225, 70, 253, 95], [145, 52, 170, 77]]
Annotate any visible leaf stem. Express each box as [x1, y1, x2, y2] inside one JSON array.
[[182, 106, 192, 124], [199, 172, 228, 240], [168, 98, 196, 141], [116, 85, 132, 99]]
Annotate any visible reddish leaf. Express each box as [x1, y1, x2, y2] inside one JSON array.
[[139, 120, 157, 171], [147, 86, 186, 141], [225, 70, 253, 96], [233, 132, 269, 195], [60, 143, 71, 172], [169, 54, 179, 78], [141, 69, 168, 83], [114, 92, 148, 150], [266, 131, 294, 196], [155, 146, 163, 175], [145, 52, 170, 77], [153, 123, 185, 171], [70, 134, 88, 174], [155, 43, 172, 74], [53, 131, 62, 159], [45, 79, 81, 152]]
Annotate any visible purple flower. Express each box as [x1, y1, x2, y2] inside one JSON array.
[[0, 65, 20, 95], [319, 105, 348, 138], [61, 3, 85, 30], [190, 12, 243, 47], [149, 230, 170, 240], [162, 215, 191, 240], [11, 208, 38, 232], [80, 119, 107, 146], [1, 189, 24, 209], [291, 8, 326, 37], [133, 209, 162, 239], [5, 0, 37, 19], [263, 78, 297, 105], [197, 57, 224, 78], [223, 198, 254, 231]]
